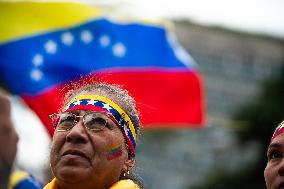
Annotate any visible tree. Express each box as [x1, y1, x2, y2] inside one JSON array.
[[192, 64, 284, 189]]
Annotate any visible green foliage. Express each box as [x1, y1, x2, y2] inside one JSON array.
[[235, 75, 284, 144], [191, 166, 265, 189], [191, 65, 284, 189]]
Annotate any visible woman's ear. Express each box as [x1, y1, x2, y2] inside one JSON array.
[[123, 157, 135, 172]]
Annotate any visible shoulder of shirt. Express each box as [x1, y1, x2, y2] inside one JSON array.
[[44, 178, 140, 189], [43, 178, 58, 189], [9, 170, 42, 189], [109, 179, 141, 189], [9, 171, 29, 189]]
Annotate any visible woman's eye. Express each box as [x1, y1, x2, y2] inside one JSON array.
[[85, 116, 108, 130], [90, 117, 107, 126], [94, 117, 107, 126], [59, 115, 75, 126], [268, 150, 283, 161]]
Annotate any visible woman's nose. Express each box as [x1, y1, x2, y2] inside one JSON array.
[[65, 121, 88, 144]]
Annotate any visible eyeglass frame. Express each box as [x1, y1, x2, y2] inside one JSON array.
[[49, 111, 119, 132]]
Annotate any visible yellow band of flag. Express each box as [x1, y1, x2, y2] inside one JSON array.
[[0, 1, 101, 43]]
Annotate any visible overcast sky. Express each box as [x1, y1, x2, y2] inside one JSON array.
[[12, 0, 284, 38], [11, 0, 284, 180], [124, 0, 284, 38]]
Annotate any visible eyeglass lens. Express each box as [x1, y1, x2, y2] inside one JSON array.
[[56, 112, 108, 131]]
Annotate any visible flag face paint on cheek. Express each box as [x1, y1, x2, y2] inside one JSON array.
[[106, 144, 123, 160]]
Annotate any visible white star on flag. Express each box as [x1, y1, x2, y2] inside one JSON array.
[[74, 100, 82, 106], [87, 99, 98, 105], [99, 35, 110, 47], [124, 126, 128, 135], [61, 32, 74, 46], [102, 103, 112, 111], [44, 40, 57, 54], [81, 30, 93, 44], [112, 42, 126, 57], [32, 54, 43, 66], [30, 68, 43, 81]]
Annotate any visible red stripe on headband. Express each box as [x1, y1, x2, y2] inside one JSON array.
[[65, 105, 107, 113], [271, 127, 284, 143]]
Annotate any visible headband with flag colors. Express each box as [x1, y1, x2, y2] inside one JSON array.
[[271, 121, 284, 142], [64, 94, 137, 155]]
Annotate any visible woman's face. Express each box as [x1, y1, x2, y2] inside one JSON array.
[[264, 133, 284, 189], [50, 109, 133, 189]]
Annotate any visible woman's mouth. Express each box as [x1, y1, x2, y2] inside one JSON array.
[[62, 149, 88, 159]]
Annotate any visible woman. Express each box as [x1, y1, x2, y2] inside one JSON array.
[[264, 121, 284, 189], [44, 82, 144, 189]]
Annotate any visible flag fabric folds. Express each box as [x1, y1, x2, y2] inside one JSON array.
[[0, 2, 205, 136]]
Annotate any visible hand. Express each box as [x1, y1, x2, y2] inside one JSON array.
[[0, 90, 18, 169]]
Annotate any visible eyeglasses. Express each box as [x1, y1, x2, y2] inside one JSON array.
[[49, 111, 115, 132]]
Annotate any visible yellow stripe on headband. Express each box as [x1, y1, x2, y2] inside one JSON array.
[[66, 94, 137, 141]]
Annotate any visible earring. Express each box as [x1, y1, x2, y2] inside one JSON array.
[[122, 170, 130, 177]]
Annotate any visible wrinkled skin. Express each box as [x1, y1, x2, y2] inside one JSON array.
[[50, 108, 135, 189], [264, 133, 284, 189]]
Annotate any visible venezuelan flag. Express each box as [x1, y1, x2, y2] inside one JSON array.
[[0, 1, 205, 136]]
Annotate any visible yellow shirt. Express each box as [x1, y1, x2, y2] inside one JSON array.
[[44, 178, 140, 189]]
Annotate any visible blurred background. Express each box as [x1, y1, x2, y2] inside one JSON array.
[[2, 0, 284, 189]]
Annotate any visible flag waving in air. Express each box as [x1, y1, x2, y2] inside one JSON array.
[[0, 1, 205, 136]]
